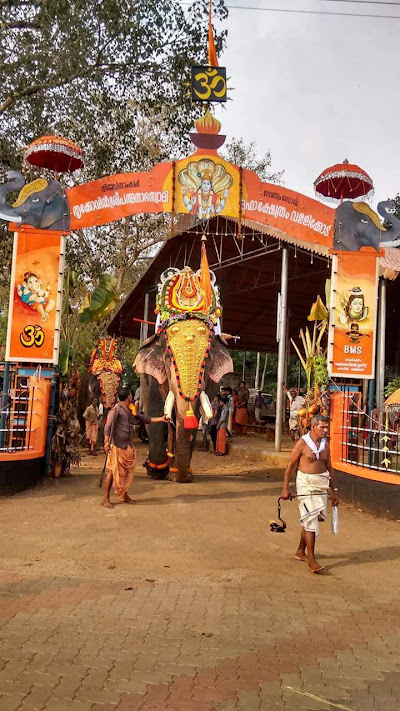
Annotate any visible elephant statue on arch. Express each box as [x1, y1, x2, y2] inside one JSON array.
[[334, 200, 400, 252], [0, 171, 70, 231], [134, 257, 233, 483]]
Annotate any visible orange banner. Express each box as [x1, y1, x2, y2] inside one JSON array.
[[67, 163, 173, 230], [65, 156, 335, 249], [328, 250, 379, 379], [6, 229, 65, 363], [242, 169, 335, 248]]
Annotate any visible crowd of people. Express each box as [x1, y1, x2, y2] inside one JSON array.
[[200, 381, 253, 455]]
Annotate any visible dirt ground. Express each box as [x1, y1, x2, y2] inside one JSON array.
[[1, 439, 400, 710], [1, 439, 399, 598]]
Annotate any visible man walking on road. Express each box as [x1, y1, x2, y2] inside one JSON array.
[[103, 386, 166, 509], [281, 414, 339, 573]]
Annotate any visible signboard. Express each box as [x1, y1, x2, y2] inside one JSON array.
[[67, 162, 173, 230], [328, 251, 379, 379], [6, 229, 65, 364], [191, 66, 227, 102], [242, 169, 335, 249]]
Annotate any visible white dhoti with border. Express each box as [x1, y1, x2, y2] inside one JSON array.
[[296, 470, 330, 538]]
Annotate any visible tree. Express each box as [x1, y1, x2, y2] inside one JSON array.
[[222, 137, 284, 185], [0, 0, 228, 361], [0, 0, 227, 176]]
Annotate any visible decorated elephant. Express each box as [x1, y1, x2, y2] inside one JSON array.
[[134, 247, 233, 482], [334, 200, 400, 252], [0, 170, 70, 231]]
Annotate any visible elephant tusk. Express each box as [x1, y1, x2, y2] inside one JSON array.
[[164, 390, 175, 419], [0, 210, 22, 223], [199, 391, 213, 420]]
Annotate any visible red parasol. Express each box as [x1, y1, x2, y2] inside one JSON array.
[[314, 159, 373, 203], [24, 135, 84, 173]]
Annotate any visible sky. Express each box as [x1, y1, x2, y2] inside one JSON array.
[[207, 0, 400, 205]]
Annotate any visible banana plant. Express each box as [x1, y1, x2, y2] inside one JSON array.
[[291, 295, 328, 394], [79, 273, 120, 323]]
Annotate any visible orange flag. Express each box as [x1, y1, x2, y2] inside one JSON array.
[[200, 241, 212, 312], [208, 0, 218, 66]]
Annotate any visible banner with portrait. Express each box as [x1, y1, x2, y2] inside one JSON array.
[[6, 229, 65, 363], [328, 251, 379, 379]]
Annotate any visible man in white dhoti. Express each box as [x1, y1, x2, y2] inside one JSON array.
[[281, 415, 339, 573]]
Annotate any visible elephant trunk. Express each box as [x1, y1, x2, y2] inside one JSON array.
[[0, 171, 25, 223]]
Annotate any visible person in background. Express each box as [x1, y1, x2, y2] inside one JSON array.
[[83, 397, 100, 456], [233, 388, 238, 428], [225, 386, 234, 437], [208, 394, 221, 453], [254, 390, 264, 423], [282, 382, 306, 441], [235, 381, 249, 434], [201, 413, 210, 452], [216, 396, 229, 456]]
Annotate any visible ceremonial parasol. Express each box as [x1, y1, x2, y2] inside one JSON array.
[[383, 388, 400, 411], [314, 159, 373, 203], [24, 135, 84, 173]]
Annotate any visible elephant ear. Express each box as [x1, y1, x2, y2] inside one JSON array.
[[134, 333, 167, 385], [208, 335, 234, 384]]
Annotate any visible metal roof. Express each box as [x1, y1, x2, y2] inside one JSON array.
[[107, 217, 331, 352]]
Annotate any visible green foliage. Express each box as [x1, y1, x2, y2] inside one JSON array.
[[314, 355, 328, 388], [1, 0, 227, 178], [384, 376, 400, 398], [0, 0, 228, 303], [59, 340, 72, 376], [229, 351, 305, 395], [79, 274, 119, 323], [222, 137, 284, 184]]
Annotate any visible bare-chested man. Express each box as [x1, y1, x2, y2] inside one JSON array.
[[281, 414, 339, 573]]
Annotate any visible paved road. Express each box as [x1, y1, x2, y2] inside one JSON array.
[[0, 444, 399, 710]]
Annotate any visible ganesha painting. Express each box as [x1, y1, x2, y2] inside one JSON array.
[[178, 158, 233, 221]]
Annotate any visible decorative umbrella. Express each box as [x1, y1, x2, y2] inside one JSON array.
[[24, 135, 84, 173], [314, 159, 373, 203], [383, 388, 400, 411]]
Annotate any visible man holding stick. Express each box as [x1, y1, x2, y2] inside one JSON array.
[[102, 386, 167, 509], [281, 414, 339, 573]]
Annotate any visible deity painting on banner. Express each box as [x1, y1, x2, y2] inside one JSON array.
[[176, 157, 237, 221], [328, 251, 379, 379], [6, 229, 64, 364]]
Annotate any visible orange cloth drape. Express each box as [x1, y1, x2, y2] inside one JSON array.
[[216, 428, 226, 454], [208, 1, 218, 66], [106, 445, 136, 497]]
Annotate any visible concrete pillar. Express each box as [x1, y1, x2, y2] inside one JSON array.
[[140, 293, 150, 344], [255, 352, 260, 390], [376, 278, 386, 409], [275, 248, 289, 452]]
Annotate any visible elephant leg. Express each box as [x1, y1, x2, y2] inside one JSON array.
[[168, 420, 194, 483], [141, 375, 169, 479]]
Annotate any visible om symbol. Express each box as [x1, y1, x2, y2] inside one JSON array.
[[20, 324, 45, 348], [191, 66, 227, 103]]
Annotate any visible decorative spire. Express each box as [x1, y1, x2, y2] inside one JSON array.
[[194, 109, 221, 135], [190, 109, 225, 150]]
